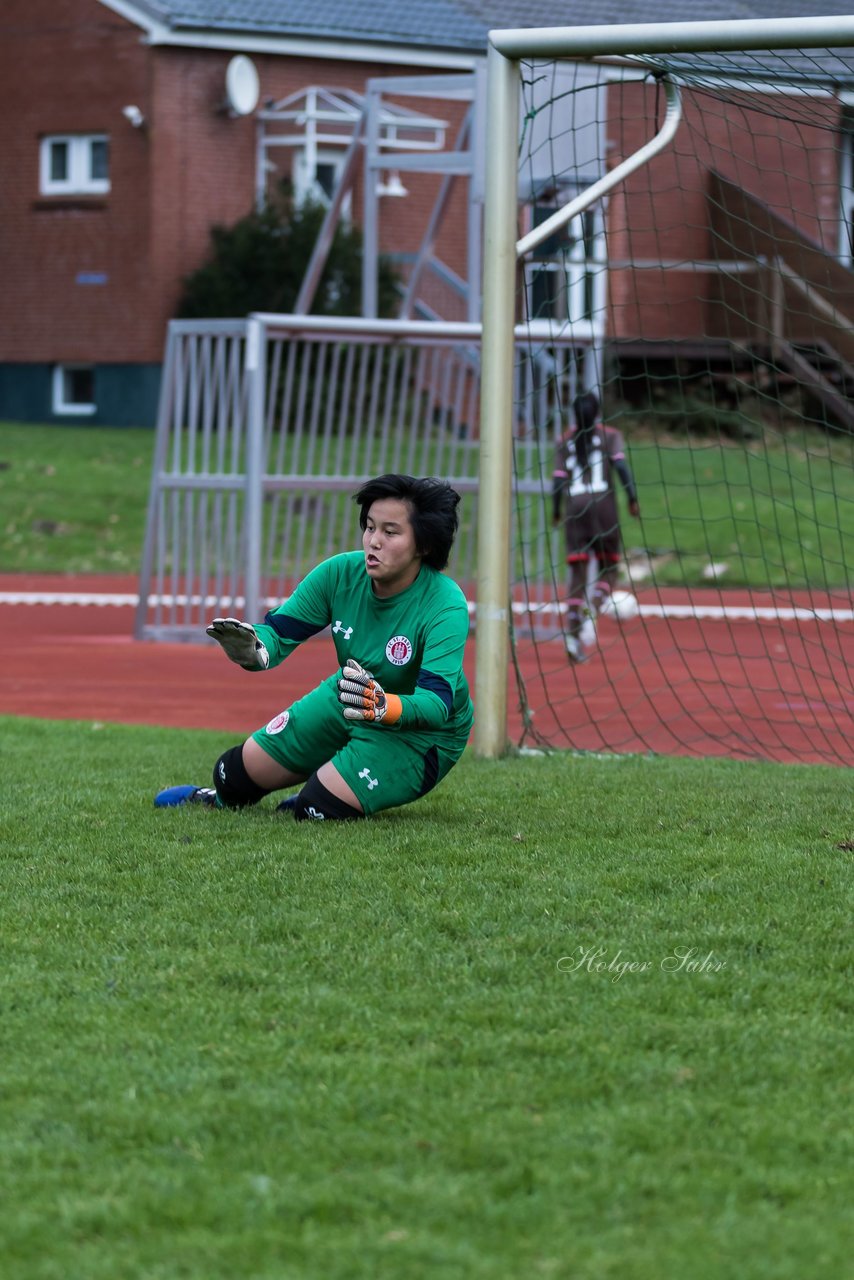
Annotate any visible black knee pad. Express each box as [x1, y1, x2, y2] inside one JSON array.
[[213, 744, 270, 809], [293, 773, 364, 822]]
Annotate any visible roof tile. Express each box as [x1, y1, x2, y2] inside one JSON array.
[[125, 1, 854, 60]]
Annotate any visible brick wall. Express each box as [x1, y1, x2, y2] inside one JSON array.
[[606, 79, 842, 343], [0, 0, 153, 364], [0, 0, 473, 371]]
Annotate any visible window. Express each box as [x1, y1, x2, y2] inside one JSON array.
[[840, 120, 854, 265], [292, 147, 350, 216], [40, 135, 110, 195], [524, 207, 606, 327], [52, 364, 96, 416]]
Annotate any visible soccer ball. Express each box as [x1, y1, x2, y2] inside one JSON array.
[[600, 590, 640, 622], [580, 615, 597, 646]]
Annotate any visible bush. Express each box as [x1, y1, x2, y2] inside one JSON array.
[[178, 184, 399, 319]]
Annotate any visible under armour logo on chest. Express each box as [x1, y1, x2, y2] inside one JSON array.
[[358, 767, 379, 790], [332, 620, 353, 639]]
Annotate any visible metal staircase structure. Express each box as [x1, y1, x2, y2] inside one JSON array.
[[709, 171, 854, 431]]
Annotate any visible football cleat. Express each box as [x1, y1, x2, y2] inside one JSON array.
[[275, 794, 299, 814], [565, 634, 587, 664], [154, 785, 217, 808]]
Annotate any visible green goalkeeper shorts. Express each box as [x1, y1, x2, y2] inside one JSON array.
[[251, 677, 470, 816]]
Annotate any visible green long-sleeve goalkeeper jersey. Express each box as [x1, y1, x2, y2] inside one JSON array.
[[253, 551, 474, 735]]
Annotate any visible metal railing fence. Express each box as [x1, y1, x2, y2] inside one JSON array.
[[135, 314, 582, 642]]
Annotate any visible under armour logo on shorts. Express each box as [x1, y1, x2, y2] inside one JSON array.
[[358, 767, 379, 790]]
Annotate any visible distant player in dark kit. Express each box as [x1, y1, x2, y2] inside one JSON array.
[[552, 391, 640, 663], [155, 474, 473, 820]]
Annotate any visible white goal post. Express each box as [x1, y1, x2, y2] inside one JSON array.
[[475, 14, 854, 758]]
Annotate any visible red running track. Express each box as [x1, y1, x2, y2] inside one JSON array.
[[1, 575, 851, 767]]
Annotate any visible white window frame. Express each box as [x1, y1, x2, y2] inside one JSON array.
[[52, 364, 96, 416], [523, 210, 607, 335], [40, 134, 110, 196], [839, 119, 854, 265], [292, 146, 351, 217]]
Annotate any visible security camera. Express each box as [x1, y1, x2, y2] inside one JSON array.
[[122, 105, 145, 128]]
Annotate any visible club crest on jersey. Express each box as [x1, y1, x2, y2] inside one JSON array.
[[265, 710, 289, 735], [385, 634, 413, 666]]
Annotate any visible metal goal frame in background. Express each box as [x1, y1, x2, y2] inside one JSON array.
[[135, 313, 583, 644]]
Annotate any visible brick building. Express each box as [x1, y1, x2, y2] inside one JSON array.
[[0, 0, 485, 425], [2, 0, 854, 426]]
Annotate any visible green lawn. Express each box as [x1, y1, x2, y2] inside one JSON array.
[[2, 420, 852, 589], [0, 422, 153, 575], [628, 429, 854, 589], [0, 716, 851, 1279]]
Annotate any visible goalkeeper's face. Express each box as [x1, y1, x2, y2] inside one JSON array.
[[362, 498, 422, 598]]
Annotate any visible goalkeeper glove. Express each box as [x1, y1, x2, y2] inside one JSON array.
[[206, 617, 270, 670], [337, 660, 402, 725]]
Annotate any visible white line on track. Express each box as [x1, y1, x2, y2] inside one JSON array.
[[1, 591, 852, 623]]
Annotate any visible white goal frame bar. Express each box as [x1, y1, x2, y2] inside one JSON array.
[[475, 14, 854, 758]]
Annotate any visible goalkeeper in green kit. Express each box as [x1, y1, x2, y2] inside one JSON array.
[[154, 474, 474, 821]]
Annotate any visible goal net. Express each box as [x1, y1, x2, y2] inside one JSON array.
[[479, 19, 854, 767]]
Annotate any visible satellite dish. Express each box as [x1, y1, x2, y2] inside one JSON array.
[[224, 56, 260, 116]]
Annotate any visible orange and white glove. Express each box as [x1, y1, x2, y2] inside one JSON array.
[[337, 660, 402, 724]]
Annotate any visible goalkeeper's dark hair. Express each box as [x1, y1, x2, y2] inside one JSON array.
[[354, 473, 461, 570], [572, 390, 600, 474]]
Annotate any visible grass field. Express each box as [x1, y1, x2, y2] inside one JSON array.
[[627, 426, 854, 589], [2, 420, 852, 589], [1, 419, 851, 1276], [0, 423, 154, 574], [1, 715, 851, 1279]]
